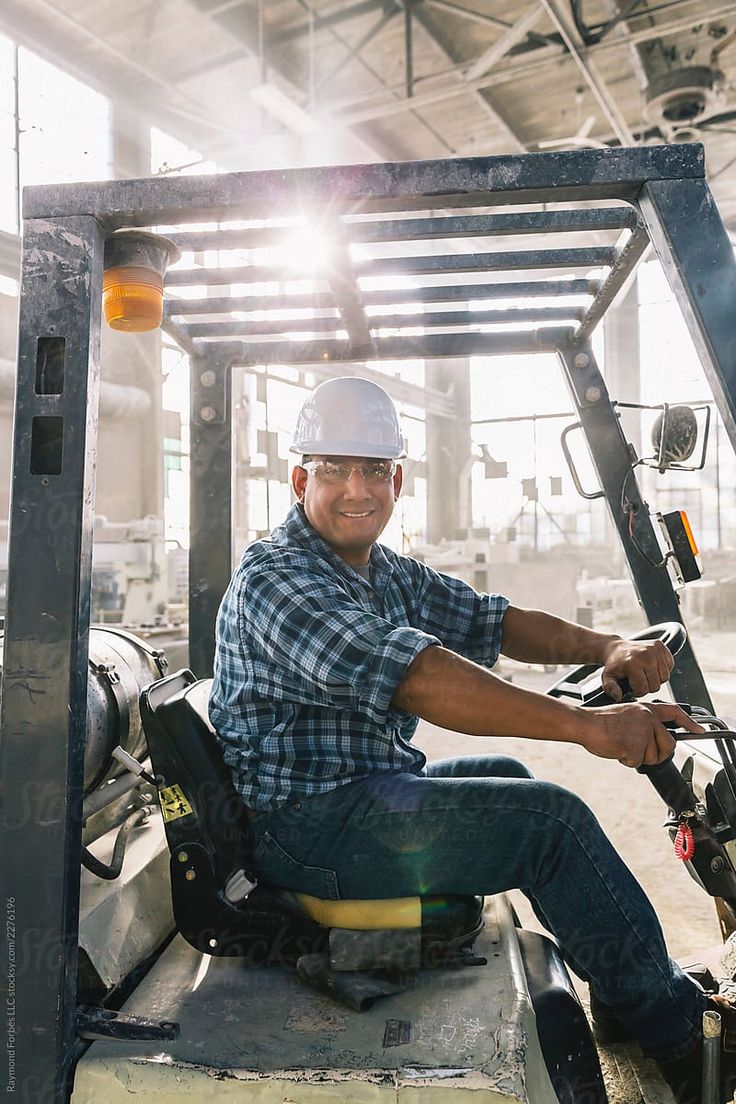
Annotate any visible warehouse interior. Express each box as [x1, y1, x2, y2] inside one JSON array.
[[4, 3, 736, 1101]]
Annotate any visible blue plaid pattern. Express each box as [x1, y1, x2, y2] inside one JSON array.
[[209, 503, 509, 812]]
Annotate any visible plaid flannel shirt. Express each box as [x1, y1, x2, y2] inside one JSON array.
[[209, 503, 509, 813]]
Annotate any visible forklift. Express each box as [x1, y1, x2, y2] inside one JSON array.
[[3, 143, 736, 1103]]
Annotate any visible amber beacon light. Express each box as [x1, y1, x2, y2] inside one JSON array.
[[102, 230, 181, 332]]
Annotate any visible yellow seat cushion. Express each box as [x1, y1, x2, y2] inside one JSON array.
[[295, 894, 421, 930]]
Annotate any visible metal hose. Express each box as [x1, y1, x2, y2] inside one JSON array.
[[81, 808, 149, 880]]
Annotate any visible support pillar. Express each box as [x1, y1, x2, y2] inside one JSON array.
[[425, 357, 471, 543], [105, 105, 163, 520], [603, 279, 641, 456], [603, 280, 641, 563]]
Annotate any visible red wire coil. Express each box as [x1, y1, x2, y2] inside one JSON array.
[[674, 822, 695, 862]]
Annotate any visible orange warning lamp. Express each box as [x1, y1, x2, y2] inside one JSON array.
[[662, 509, 702, 583], [103, 230, 180, 332]]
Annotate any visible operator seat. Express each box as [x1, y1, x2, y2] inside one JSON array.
[[140, 669, 486, 1009]]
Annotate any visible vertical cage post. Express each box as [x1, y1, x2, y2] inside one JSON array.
[[557, 341, 713, 709], [189, 351, 235, 677], [0, 215, 104, 1102]]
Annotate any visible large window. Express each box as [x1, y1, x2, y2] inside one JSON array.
[[470, 353, 606, 550], [0, 35, 112, 235], [18, 49, 111, 188], [0, 34, 16, 233]]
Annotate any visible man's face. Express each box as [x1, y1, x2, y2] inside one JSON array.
[[292, 456, 403, 566]]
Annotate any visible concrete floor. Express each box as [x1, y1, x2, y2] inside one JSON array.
[[416, 639, 736, 965]]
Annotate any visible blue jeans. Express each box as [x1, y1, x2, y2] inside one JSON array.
[[250, 754, 706, 1061]]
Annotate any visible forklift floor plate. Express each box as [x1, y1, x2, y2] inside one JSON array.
[[71, 894, 560, 1102]]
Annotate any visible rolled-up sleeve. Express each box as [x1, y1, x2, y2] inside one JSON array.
[[242, 566, 440, 725]]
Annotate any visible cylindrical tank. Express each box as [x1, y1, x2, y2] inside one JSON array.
[[0, 626, 167, 794]]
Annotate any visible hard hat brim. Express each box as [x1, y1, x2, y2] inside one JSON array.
[[290, 439, 406, 460]]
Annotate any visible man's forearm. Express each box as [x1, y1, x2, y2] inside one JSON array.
[[393, 644, 587, 742], [500, 605, 620, 665]]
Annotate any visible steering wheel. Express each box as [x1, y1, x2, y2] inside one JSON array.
[[547, 621, 700, 811], [546, 621, 687, 708], [545, 623, 736, 899]]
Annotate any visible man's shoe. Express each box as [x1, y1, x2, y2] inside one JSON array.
[[589, 993, 633, 1044], [590, 966, 719, 1048], [656, 995, 736, 1104]]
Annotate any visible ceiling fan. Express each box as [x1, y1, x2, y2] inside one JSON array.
[[536, 114, 608, 150]]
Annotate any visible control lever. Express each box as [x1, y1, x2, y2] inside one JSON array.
[[637, 754, 696, 817], [635, 711, 730, 815], [612, 680, 702, 813], [633, 716, 736, 900]]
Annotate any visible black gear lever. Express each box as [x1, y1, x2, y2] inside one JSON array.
[[637, 756, 697, 817], [609, 679, 699, 815]]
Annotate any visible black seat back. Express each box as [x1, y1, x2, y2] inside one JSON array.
[[140, 669, 252, 891], [140, 668, 326, 960]]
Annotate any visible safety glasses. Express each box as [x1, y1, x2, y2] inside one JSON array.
[[302, 459, 397, 485]]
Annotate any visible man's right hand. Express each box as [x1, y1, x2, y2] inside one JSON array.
[[576, 702, 705, 769]]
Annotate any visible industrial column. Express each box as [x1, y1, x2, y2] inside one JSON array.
[[107, 106, 164, 522], [425, 357, 471, 542], [603, 280, 642, 456]]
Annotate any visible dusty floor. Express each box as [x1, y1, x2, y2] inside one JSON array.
[[415, 630, 736, 965]]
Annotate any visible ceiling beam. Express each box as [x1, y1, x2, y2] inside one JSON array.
[[289, 0, 454, 156], [0, 0, 249, 144], [423, 0, 522, 31], [580, 1, 736, 56], [315, 7, 398, 93], [272, 0, 389, 45], [189, 0, 406, 161], [170, 48, 245, 85], [465, 4, 546, 83], [335, 42, 559, 126], [538, 0, 635, 146], [423, 0, 557, 49], [334, 2, 736, 128], [406, 0, 529, 153]]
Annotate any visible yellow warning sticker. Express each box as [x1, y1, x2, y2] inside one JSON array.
[[159, 784, 193, 822]]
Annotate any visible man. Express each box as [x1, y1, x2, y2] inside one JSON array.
[[210, 376, 732, 1103]]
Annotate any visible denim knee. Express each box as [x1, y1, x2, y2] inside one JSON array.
[[426, 754, 534, 780], [531, 778, 597, 827], [496, 755, 534, 780], [521, 779, 602, 875]]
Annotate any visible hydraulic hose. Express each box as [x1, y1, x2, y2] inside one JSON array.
[[81, 808, 149, 880], [83, 770, 141, 820]]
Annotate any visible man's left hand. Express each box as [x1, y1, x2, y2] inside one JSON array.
[[601, 638, 675, 701]]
